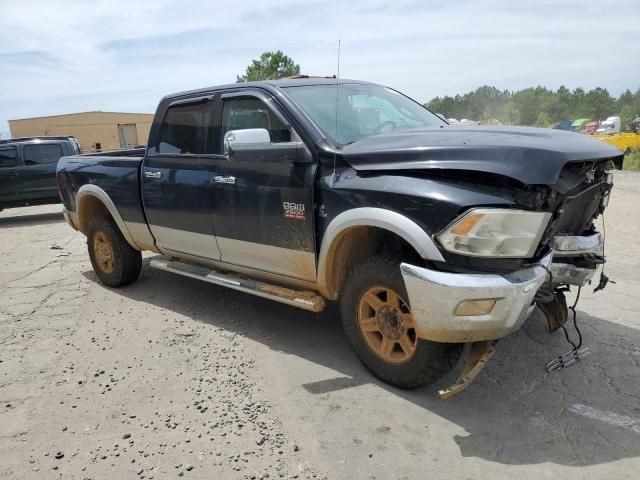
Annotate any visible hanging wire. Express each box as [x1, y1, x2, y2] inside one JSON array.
[[534, 263, 583, 351]]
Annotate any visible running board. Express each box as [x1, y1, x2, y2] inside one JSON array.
[[149, 256, 325, 313]]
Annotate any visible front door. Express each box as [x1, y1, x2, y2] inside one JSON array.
[[141, 96, 221, 260], [210, 90, 317, 281]]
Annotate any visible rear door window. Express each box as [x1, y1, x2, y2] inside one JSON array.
[[0, 146, 18, 168], [158, 101, 213, 154], [23, 143, 64, 165]]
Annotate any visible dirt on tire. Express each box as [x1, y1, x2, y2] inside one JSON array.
[[87, 215, 142, 287], [340, 255, 463, 389]]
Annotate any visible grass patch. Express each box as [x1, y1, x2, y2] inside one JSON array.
[[623, 150, 640, 171]]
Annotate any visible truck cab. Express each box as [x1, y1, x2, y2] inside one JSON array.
[[596, 116, 621, 134], [583, 120, 601, 135]]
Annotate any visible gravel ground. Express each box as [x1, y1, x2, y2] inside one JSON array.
[[1, 171, 639, 479]]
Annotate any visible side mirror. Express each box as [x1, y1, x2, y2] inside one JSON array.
[[224, 128, 271, 156]]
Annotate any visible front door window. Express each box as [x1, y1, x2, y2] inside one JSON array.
[[219, 97, 292, 154]]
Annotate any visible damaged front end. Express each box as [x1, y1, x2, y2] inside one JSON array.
[[535, 161, 614, 332], [402, 159, 616, 398], [342, 125, 622, 398]]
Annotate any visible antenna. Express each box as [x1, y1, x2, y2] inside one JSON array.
[[330, 39, 341, 187]]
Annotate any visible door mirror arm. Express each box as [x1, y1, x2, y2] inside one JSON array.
[[223, 138, 233, 158]]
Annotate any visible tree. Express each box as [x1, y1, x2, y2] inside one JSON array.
[[535, 111, 552, 127], [580, 88, 615, 119], [479, 111, 494, 124], [620, 104, 636, 131], [502, 101, 520, 125], [511, 88, 540, 126], [551, 85, 573, 120], [424, 84, 638, 127], [236, 51, 300, 82]]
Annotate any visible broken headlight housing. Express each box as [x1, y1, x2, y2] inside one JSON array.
[[437, 208, 551, 258]]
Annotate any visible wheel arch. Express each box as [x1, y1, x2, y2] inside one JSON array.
[[76, 185, 139, 250], [317, 207, 444, 300]]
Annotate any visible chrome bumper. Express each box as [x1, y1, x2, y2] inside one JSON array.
[[549, 263, 597, 287], [400, 253, 553, 343], [552, 232, 603, 257], [550, 232, 603, 286]]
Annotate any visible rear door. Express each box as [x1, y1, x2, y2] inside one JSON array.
[[15, 142, 65, 202], [209, 90, 317, 281], [0, 146, 20, 204], [141, 96, 222, 260]]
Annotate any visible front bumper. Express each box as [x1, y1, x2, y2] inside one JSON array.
[[401, 229, 605, 343], [400, 253, 552, 343]]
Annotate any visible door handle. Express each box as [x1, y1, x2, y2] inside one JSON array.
[[213, 175, 235, 185], [144, 171, 162, 179]]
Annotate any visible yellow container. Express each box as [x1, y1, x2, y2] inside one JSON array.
[[593, 133, 640, 153]]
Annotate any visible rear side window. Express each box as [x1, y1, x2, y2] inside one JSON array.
[[158, 102, 212, 154], [23, 143, 64, 164], [0, 146, 18, 168]]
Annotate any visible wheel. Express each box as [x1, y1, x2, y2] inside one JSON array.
[[340, 256, 463, 389], [87, 216, 142, 287]]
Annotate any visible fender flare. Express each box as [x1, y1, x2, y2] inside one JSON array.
[[316, 207, 444, 299], [76, 184, 139, 250]]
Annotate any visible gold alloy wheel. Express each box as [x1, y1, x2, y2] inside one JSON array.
[[357, 286, 417, 364], [93, 231, 115, 274]]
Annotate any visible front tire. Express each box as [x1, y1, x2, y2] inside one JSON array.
[[340, 256, 463, 389], [87, 216, 142, 287]]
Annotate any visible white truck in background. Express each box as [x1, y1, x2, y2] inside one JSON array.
[[596, 116, 621, 135]]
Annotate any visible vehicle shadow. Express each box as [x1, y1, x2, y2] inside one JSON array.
[[92, 261, 640, 468], [0, 211, 64, 227]]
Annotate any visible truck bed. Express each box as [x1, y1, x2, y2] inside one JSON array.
[[57, 150, 147, 226]]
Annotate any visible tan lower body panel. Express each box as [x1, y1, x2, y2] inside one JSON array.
[[215, 236, 316, 282], [144, 225, 316, 283], [125, 221, 160, 253]]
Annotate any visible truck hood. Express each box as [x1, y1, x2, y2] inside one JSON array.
[[340, 125, 623, 185]]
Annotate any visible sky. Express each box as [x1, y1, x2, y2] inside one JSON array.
[[1, 0, 639, 138]]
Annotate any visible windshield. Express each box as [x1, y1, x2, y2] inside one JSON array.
[[284, 83, 446, 145]]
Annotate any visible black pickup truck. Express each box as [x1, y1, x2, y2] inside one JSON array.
[[57, 78, 622, 397], [0, 136, 80, 211]]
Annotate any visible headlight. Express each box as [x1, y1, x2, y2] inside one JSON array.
[[437, 208, 551, 258]]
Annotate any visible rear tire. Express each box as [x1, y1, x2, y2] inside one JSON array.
[[87, 216, 142, 287], [340, 256, 463, 389]]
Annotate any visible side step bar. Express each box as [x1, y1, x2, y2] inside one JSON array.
[[149, 256, 325, 313]]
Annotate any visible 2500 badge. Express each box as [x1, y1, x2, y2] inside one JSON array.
[[283, 202, 305, 220]]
